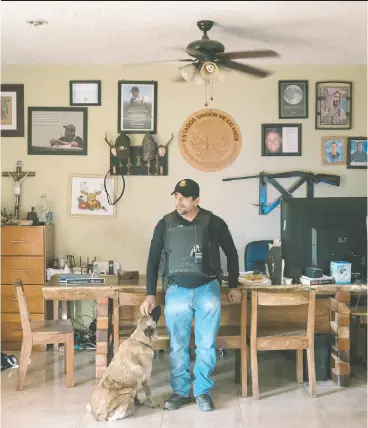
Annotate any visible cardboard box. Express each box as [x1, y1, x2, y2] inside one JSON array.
[[330, 261, 351, 284]]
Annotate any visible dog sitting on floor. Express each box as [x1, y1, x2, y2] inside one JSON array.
[[87, 305, 162, 422]]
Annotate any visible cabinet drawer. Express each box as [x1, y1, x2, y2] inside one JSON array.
[[1, 285, 45, 313], [1, 313, 44, 342], [1, 227, 44, 256], [1, 257, 45, 284]]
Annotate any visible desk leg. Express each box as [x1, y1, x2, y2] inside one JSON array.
[[96, 297, 110, 379], [329, 291, 350, 387], [53, 300, 59, 351], [240, 289, 248, 398], [113, 292, 120, 357]]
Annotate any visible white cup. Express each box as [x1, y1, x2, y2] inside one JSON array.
[[283, 277, 292, 285]]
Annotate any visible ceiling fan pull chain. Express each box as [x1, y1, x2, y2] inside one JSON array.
[[204, 84, 208, 107], [210, 80, 214, 102]]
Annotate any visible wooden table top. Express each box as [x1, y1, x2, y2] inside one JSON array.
[[42, 274, 367, 300]]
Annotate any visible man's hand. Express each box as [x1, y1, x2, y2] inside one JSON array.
[[140, 295, 156, 316], [228, 288, 241, 304]]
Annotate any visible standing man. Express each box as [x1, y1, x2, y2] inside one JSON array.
[[140, 179, 240, 412]]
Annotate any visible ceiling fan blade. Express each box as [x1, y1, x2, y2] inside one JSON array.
[[217, 49, 279, 60], [220, 60, 271, 78]]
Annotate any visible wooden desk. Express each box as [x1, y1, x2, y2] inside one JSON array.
[[42, 275, 124, 379]]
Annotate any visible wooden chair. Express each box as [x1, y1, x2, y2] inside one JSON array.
[[14, 279, 75, 390], [250, 290, 316, 399], [118, 289, 249, 397]]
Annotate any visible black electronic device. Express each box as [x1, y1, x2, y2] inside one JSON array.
[[305, 266, 324, 278], [280, 197, 367, 281]]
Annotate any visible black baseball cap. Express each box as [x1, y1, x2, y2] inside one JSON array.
[[171, 179, 200, 198]]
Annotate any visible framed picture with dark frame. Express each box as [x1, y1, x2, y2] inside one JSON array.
[[315, 81, 352, 130], [70, 80, 101, 106], [1, 84, 25, 137], [347, 137, 367, 169], [28, 106, 88, 156], [118, 80, 157, 134], [262, 123, 302, 156], [278, 80, 308, 119]]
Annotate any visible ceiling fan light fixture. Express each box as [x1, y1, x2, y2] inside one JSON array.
[[179, 63, 197, 82], [199, 61, 219, 80]]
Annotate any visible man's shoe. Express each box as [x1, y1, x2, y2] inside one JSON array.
[[163, 394, 190, 410], [195, 394, 214, 411]]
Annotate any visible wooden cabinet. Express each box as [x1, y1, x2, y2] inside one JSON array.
[[1, 225, 54, 351]]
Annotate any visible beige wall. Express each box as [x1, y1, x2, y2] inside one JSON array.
[[1, 64, 367, 276]]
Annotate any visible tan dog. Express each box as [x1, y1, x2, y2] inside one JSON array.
[[87, 305, 161, 422]]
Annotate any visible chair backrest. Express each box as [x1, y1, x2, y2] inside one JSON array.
[[251, 290, 316, 338], [244, 240, 273, 274], [14, 280, 32, 335]]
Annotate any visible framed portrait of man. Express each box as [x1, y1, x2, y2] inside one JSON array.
[[118, 80, 157, 134], [261, 124, 302, 156], [321, 136, 347, 166], [315, 81, 352, 130], [347, 137, 367, 169]]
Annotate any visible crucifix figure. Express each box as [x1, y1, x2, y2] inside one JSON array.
[[2, 161, 36, 221]]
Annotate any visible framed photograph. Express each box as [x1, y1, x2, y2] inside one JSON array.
[[70, 80, 101, 106], [321, 136, 347, 165], [278, 80, 308, 119], [1, 84, 24, 137], [69, 174, 117, 218], [118, 80, 157, 134], [262, 124, 302, 156], [315, 81, 352, 130], [347, 137, 367, 169], [28, 107, 88, 155]]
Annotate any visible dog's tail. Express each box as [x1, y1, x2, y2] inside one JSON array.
[[86, 402, 91, 412]]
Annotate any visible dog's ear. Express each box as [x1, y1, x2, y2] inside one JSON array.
[[144, 326, 155, 339], [150, 305, 161, 323]]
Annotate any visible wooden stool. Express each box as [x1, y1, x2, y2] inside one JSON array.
[[14, 280, 75, 390], [250, 290, 316, 399]]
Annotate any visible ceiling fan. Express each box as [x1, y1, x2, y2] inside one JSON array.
[[174, 20, 280, 83]]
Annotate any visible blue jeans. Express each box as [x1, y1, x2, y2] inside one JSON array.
[[164, 279, 221, 398]]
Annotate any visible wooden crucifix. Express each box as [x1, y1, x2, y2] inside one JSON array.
[[2, 161, 36, 221]]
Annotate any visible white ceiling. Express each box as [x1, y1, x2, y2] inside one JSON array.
[[1, 1, 367, 66]]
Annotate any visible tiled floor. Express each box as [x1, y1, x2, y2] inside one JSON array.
[[1, 349, 366, 427]]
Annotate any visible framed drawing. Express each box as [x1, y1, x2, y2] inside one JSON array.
[[278, 80, 308, 119], [321, 136, 347, 165], [347, 137, 367, 169], [1, 84, 24, 137], [28, 107, 88, 155], [69, 174, 117, 218], [315, 81, 352, 130], [262, 124, 302, 156], [118, 80, 157, 134], [70, 80, 101, 106]]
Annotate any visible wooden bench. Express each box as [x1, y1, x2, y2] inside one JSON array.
[[118, 288, 249, 397]]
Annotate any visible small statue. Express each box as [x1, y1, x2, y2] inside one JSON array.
[[27, 207, 39, 225]]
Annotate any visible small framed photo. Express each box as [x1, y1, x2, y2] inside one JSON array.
[[347, 137, 367, 169], [69, 174, 117, 218], [1, 84, 24, 137], [70, 80, 101, 106], [321, 136, 347, 165], [118, 80, 158, 134], [278, 80, 308, 119], [262, 124, 302, 156], [28, 107, 88, 156], [315, 81, 352, 130]]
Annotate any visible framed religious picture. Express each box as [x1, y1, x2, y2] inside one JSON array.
[[315, 81, 352, 130], [70, 80, 101, 106], [117, 80, 157, 134], [69, 174, 117, 218], [347, 137, 367, 169], [321, 136, 347, 166], [28, 106, 88, 155], [261, 123, 302, 156], [1, 84, 24, 137], [278, 80, 308, 119]]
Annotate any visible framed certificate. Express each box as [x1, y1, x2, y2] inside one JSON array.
[[70, 80, 101, 106]]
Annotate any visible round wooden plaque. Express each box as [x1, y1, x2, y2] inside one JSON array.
[[178, 108, 242, 172]]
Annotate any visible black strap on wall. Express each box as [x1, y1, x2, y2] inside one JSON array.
[[104, 169, 126, 206]]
